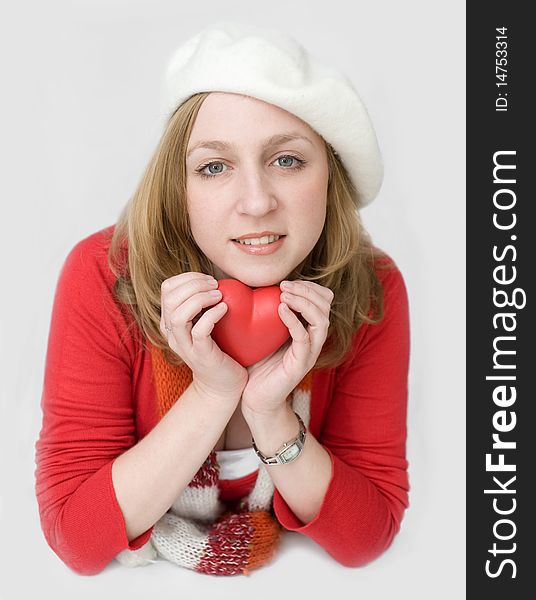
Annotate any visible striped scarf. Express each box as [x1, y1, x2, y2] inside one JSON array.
[[115, 344, 313, 576]]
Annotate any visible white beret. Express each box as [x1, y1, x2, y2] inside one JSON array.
[[160, 21, 383, 207]]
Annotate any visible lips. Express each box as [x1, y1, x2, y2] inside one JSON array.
[[233, 231, 285, 241], [231, 235, 286, 255], [233, 235, 285, 246]]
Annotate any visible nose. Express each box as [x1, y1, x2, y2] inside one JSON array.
[[235, 164, 278, 217]]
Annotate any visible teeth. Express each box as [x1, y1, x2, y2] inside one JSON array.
[[236, 235, 281, 245]]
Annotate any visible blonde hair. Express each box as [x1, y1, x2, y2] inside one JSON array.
[[108, 92, 393, 370]]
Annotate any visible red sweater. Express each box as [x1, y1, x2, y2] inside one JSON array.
[[34, 226, 410, 575]]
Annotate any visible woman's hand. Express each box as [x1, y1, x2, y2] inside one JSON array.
[[241, 279, 334, 417], [160, 272, 248, 403]]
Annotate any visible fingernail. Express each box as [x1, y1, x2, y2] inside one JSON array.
[[280, 280, 293, 289], [209, 289, 221, 297]]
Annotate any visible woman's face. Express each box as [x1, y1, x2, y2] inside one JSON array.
[[185, 92, 329, 287]]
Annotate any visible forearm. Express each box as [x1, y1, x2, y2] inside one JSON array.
[[244, 403, 332, 525], [112, 382, 238, 541], [248, 404, 407, 566]]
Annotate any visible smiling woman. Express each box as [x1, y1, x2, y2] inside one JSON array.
[[34, 21, 410, 577], [185, 92, 329, 287]]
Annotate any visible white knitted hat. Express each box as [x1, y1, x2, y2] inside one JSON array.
[[160, 21, 383, 207]]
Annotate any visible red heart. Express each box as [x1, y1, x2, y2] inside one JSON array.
[[211, 279, 291, 367]]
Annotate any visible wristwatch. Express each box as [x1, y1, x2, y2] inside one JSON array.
[[252, 411, 307, 465]]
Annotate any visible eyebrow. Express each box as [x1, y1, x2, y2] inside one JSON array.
[[186, 133, 314, 158]]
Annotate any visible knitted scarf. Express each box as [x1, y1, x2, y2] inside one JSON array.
[[115, 344, 313, 576]]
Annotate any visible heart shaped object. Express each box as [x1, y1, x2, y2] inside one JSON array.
[[211, 279, 291, 367]]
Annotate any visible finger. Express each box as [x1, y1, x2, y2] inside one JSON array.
[[281, 279, 334, 301], [278, 303, 311, 363], [169, 290, 222, 337], [190, 302, 228, 353], [161, 275, 217, 312], [162, 277, 219, 319], [280, 280, 332, 313], [161, 274, 216, 330], [280, 290, 329, 330], [280, 291, 330, 351], [161, 271, 215, 295], [298, 280, 334, 304], [161, 278, 219, 332], [165, 298, 225, 358]]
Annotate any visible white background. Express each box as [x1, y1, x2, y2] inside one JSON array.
[[0, 1, 465, 598]]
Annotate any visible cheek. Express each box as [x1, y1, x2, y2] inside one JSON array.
[[293, 179, 327, 229], [186, 191, 222, 238]]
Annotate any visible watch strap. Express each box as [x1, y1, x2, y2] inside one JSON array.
[[252, 411, 306, 465]]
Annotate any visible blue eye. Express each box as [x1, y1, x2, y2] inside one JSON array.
[[277, 155, 298, 168], [195, 155, 307, 179], [197, 161, 225, 178], [208, 162, 225, 174], [273, 155, 307, 170]]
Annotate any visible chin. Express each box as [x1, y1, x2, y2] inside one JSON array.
[[222, 269, 285, 288], [235, 275, 282, 288]]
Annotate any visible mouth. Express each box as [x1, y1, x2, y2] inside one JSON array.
[[231, 234, 286, 246], [230, 234, 287, 255]]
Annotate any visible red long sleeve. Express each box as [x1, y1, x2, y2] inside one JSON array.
[[273, 264, 410, 566], [35, 227, 410, 574], [34, 233, 154, 575]]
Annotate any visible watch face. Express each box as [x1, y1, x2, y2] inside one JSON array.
[[280, 443, 300, 463]]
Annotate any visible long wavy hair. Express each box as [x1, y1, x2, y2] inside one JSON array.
[[108, 92, 393, 370]]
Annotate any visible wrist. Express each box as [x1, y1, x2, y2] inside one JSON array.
[[253, 411, 306, 465], [247, 404, 303, 459], [191, 380, 242, 408], [241, 392, 292, 421]]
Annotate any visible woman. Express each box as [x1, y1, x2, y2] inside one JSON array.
[[34, 22, 410, 576]]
